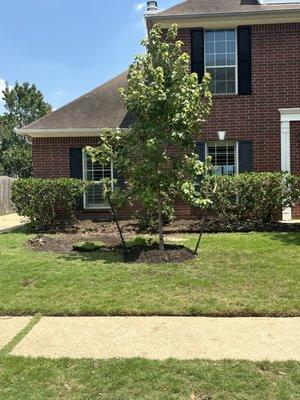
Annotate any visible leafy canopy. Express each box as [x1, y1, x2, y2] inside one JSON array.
[[0, 82, 51, 177], [87, 24, 212, 248]]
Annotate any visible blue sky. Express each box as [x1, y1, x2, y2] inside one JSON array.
[[0, 0, 178, 113]]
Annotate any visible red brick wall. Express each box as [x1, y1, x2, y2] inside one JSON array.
[[32, 23, 300, 219], [176, 23, 300, 218], [32, 137, 99, 178], [177, 24, 300, 173]]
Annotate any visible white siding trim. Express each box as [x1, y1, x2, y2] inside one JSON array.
[[279, 108, 300, 221]]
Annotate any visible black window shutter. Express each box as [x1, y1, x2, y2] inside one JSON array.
[[114, 170, 125, 190], [239, 140, 253, 173], [69, 148, 83, 209], [238, 26, 252, 95], [195, 141, 206, 162], [69, 148, 83, 179], [191, 29, 204, 83]]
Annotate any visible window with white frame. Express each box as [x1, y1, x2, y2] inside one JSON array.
[[83, 151, 113, 209], [204, 29, 237, 94], [207, 142, 238, 175]]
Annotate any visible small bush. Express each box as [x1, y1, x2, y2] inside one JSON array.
[[199, 172, 300, 223], [125, 236, 155, 248], [12, 178, 89, 230], [73, 241, 104, 252]]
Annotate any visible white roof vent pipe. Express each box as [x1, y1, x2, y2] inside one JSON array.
[[147, 1, 158, 13]]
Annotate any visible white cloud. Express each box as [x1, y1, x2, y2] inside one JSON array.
[[0, 79, 6, 99], [0, 78, 13, 98], [0, 79, 13, 114], [0, 79, 8, 112], [53, 89, 64, 96], [134, 2, 146, 12]]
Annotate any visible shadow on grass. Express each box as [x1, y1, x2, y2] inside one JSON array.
[[0, 225, 31, 235], [263, 232, 300, 246], [55, 249, 125, 265]]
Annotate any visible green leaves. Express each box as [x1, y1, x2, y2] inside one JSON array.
[[1, 145, 33, 178], [0, 82, 52, 177], [12, 178, 88, 230], [89, 24, 212, 245], [119, 24, 212, 211], [2, 82, 52, 128], [199, 172, 300, 223]]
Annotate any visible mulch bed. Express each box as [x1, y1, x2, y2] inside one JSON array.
[[123, 244, 196, 264], [28, 234, 195, 264], [28, 234, 120, 254], [162, 219, 300, 234], [26, 217, 299, 262], [27, 218, 197, 264], [27, 220, 137, 254]]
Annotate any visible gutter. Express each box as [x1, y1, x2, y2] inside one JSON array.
[[17, 128, 102, 139], [145, 8, 300, 21], [17, 127, 129, 139]]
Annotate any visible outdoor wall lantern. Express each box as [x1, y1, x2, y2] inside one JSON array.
[[217, 131, 226, 141]]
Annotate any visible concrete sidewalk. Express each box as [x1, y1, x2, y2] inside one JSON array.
[[0, 213, 28, 233], [6, 316, 300, 361], [0, 317, 31, 348]]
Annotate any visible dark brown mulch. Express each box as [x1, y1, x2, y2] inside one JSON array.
[[27, 217, 300, 238], [28, 233, 120, 254], [27, 217, 299, 258], [123, 244, 196, 264], [161, 219, 300, 234], [28, 234, 196, 264]]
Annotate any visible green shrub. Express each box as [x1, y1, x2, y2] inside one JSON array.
[[199, 172, 300, 223], [125, 236, 155, 248], [73, 241, 104, 252], [12, 178, 89, 230]]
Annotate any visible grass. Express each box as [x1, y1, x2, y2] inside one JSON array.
[[0, 356, 299, 399], [0, 230, 299, 316]]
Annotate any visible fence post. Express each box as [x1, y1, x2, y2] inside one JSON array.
[[0, 177, 15, 215]]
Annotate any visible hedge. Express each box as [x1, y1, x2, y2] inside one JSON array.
[[12, 178, 89, 230], [199, 172, 300, 223]]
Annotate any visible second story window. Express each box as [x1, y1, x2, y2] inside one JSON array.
[[204, 29, 237, 95]]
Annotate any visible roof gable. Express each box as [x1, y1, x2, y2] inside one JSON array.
[[21, 71, 133, 132]]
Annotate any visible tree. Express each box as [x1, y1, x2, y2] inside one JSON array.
[[1, 145, 33, 178], [0, 82, 51, 177], [88, 24, 212, 250]]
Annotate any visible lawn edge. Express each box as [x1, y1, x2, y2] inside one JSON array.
[[0, 312, 299, 318]]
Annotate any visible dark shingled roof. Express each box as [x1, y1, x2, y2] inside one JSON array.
[[154, 0, 300, 17], [22, 71, 134, 131]]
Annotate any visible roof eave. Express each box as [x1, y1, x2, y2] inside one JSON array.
[[17, 128, 101, 139], [145, 8, 300, 28], [17, 127, 128, 139]]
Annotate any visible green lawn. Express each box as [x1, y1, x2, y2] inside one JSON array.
[[0, 356, 299, 399], [0, 230, 299, 316]]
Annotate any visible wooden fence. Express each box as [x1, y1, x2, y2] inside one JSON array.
[[0, 176, 15, 215]]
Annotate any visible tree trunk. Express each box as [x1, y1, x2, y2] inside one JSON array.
[[107, 193, 126, 250], [157, 192, 164, 251]]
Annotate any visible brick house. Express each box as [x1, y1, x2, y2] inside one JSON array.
[[19, 0, 300, 220]]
